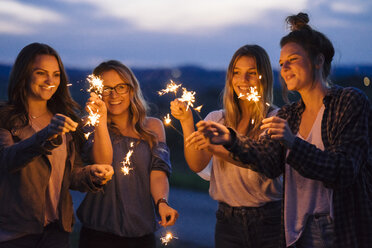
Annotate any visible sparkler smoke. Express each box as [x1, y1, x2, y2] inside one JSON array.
[[160, 232, 178, 246], [163, 114, 183, 137]]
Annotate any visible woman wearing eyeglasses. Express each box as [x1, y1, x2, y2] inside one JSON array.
[[77, 60, 178, 248]]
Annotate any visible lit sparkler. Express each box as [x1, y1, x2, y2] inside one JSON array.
[[160, 232, 178, 246], [87, 74, 104, 97], [179, 87, 195, 111], [163, 114, 183, 137], [158, 80, 182, 96], [238, 86, 261, 102], [85, 105, 100, 127], [121, 149, 134, 175]]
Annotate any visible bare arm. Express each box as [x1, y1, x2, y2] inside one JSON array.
[[85, 93, 113, 164], [170, 99, 212, 172]]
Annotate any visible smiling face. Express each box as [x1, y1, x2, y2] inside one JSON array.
[[28, 54, 60, 102], [279, 42, 313, 92], [101, 69, 132, 116], [232, 56, 261, 97]]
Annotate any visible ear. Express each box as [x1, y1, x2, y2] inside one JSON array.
[[315, 53, 324, 69]]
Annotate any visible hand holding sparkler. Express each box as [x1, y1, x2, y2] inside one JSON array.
[[158, 201, 179, 227], [170, 99, 193, 123], [193, 120, 232, 146], [89, 164, 114, 185], [184, 130, 211, 150], [47, 113, 78, 139], [85, 92, 107, 123]]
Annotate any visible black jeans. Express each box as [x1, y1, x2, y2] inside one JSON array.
[[79, 226, 156, 248], [0, 222, 70, 248], [215, 201, 282, 248]]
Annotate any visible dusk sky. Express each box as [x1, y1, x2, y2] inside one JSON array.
[[0, 0, 371, 70]]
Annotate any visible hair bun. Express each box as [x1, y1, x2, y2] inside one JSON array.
[[286, 12, 310, 31]]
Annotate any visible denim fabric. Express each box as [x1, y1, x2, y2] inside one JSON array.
[[290, 214, 335, 248], [0, 222, 69, 248], [215, 201, 281, 248], [79, 226, 156, 248]]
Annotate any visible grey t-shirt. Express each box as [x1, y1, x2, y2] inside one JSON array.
[[201, 110, 283, 207]]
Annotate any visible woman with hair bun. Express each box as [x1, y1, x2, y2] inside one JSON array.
[[194, 13, 372, 248]]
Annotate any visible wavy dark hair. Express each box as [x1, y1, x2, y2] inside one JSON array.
[[0, 43, 83, 141], [93, 60, 158, 148]]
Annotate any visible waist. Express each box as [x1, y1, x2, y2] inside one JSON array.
[[218, 200, 281, 217]]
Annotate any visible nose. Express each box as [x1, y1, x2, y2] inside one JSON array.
[[109, 89, 119, 98], [281, 61, 290, 71]]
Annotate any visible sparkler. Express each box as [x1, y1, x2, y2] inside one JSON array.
[[160, 232, 178, 246], [158, 80, 182, 96], [238, 86, 261, 102], [163, 114, 183, 137], [121, 142, 135, 175], [179, 87, 195, 111], [87, 74, 104, 97]]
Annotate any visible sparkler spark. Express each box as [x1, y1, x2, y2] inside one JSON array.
[[194, 105, 203, 112], [121, 148, 134, 175], [85, 105, 101, 127], [163, 114, 183, 137], [238, 86, 261, 102], [67, 83, 72, 87], [158, 80, 182, 96], [87, 74, 104, 97], [160, 232, 178, 246], [84, 132, 92, 140], [179, 88, 195, 111]]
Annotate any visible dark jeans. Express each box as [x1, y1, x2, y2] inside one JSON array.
[[290, 214, 334, 248], [0, 222, 70, 248], [79, 226, 156, 248], [215, 201, 282, 248]]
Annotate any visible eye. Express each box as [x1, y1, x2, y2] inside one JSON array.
[[35, 71, 45, 75], [54, 72, 60, 78], [289, 57, 298, 62], [116, 84, 126, 90], [249, 71, 257, 75]]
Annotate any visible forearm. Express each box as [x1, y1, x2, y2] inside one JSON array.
[[92, 121, 113, 164], [150, 170, 169, 203], [180, 119, 212, 172]]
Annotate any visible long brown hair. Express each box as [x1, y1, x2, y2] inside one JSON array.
[[0, 43, 82, 138], [223, 44, 273, 139], [93, 60, 158, 148]]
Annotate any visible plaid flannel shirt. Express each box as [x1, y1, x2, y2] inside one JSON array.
[[226, 85, 372, 248]]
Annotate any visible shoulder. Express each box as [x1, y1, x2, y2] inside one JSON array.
[[328, 85, 370, 109], [145, 117, 165, 141], [205, 110, 224, 123]]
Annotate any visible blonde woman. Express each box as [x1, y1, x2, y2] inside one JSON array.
[[77, 60, 178, 248], [171, 45, 282, 248]]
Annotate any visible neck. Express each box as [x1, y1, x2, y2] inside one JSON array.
[[299, 80, 328, 112], [109, 112, 132, 130], [28, 98, 49, 118]]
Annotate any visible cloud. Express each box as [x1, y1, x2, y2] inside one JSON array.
[[0, 0, 64, 34], [329, 2, 366, 14], [60, 0, 307, 33]]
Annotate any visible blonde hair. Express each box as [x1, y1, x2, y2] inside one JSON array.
[[93, 60, 158, 148], [223, 44, 273, 139]]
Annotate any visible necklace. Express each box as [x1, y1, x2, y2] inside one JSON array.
[[30, 111, 48, 119]]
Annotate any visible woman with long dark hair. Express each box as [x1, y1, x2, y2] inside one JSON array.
[[0, 43, 113, 248]]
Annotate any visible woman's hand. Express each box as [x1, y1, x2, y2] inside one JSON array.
[[89, 164, 114, 185], [261, 116, 295, 148], [47, 113, 78, 138], [185, 131, 210, 150], [170, 99, 193, 123], [194, 120, 231, 146], [85, 92, 107, 122], [158, 203, 179, 227]]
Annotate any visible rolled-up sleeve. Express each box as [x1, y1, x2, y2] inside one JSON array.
[[151, 142, 172, 177]]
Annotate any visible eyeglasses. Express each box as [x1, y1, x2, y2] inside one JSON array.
[[102, 83, 131, 96]]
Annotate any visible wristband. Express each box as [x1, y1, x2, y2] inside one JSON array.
[[156, 198, 168, 209]]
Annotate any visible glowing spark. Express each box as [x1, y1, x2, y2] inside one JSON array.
[[238, 86, 261, 102], [251, 119, 255, 124], [258, 75, 262, 80], [364, 77, 370, 86], [84, 132, 92, 140], [160, 232, 178, 246], [265, 102, 271, 106], [121, 149, 134, 175], [158, 80, 182, 96], [87, 74, 104, 97], [67, 83, 72, 87], [85, 105, 101, 127], [194, 105, 203, 112], [179, 87, 195, 111], [163, 114, 172, 125]]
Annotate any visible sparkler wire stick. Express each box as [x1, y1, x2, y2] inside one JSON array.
[[163, 114, 184, 137]]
